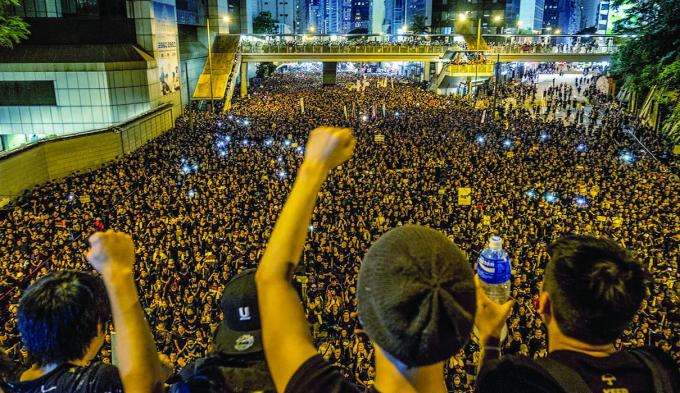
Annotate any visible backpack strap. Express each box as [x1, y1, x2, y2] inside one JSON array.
[[532, 357, 592, 393], [628, 349, 673, 393]]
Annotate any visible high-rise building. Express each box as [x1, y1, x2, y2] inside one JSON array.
[[351, 0, 370, 31], [431, 0, 505, 35], [373, 0, 431, 35], [248, 0, 297, 33], [518, 0, 544, 31]]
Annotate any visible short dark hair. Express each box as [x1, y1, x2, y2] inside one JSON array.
[[544, 235, 647, 345], [17, 270, 111, 366]]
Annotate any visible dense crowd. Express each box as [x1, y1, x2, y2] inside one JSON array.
[[0, 70, 678, 391]]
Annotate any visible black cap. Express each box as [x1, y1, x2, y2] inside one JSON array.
[[214, 269, 262, 355]]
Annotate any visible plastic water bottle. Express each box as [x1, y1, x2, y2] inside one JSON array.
[[477, 236, 512, 304]]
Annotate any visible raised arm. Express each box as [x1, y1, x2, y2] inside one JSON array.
[[256, 127, 355, 392], [86, 230, 164, 393]]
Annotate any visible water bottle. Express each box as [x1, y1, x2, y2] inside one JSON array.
[[477, 236, 512, 304]]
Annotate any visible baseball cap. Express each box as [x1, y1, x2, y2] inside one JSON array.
[[357, 225, 476, 367], [214, 269, 262, 355]]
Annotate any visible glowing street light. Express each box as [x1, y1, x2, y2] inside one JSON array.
[[493, 15, 502, 23], [459, 13, 468, 21], [309, 26, 316, 33]]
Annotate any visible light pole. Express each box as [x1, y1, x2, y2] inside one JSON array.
[[207, 17, 214, 113], [459, 12, 482, 49]]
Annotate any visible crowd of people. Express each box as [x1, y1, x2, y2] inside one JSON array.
[[0, 68, 678, 391]]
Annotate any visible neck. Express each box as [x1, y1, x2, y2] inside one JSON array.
[[374, 350, 447, 393], [547, 323, 616, 357], [21, 358, 88, 381]]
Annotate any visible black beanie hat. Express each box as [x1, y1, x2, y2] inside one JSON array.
[[357, 225, 476, 367]]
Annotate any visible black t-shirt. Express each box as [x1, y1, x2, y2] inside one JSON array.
[[285, 355, 374, 393], [477, 348, 680, 393], [7, 362, 123, 393]]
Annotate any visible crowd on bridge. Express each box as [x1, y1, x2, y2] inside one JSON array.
[[0, 69, 677, 392]]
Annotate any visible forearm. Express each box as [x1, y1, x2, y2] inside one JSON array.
[[105, 272, 163, 393], [258, 162, 327, 280]]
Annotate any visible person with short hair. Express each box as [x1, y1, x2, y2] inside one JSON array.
[[256, 127, 481, 393], [8, 231, 164, 393], [476, 235, 680, 393]]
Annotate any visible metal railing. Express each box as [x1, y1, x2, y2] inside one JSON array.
[[240, 43, 618, 56]]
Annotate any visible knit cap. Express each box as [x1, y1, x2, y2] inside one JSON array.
[[357, 225, 476, 367]]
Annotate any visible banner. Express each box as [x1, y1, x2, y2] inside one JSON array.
[[300, 97, 305, 114], [382, 103, 386, 117], [374, 134, 385, 143], [457, 188, 472, 205], [343, 105, 348, 120], [481, 110, 486, 124], [153, 1, 179, 96]]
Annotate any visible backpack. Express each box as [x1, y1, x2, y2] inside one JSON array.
[[169, 355, 276, 393], [531, 348, 674, 393]]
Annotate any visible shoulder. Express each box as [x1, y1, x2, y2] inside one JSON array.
[[80, 362, 123, 392], [477, 356, 561, 393], [630, 347, 680, 389], [284, 355, 361, 393]]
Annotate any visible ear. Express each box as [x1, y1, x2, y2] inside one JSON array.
[[538, 286, 551, 320]]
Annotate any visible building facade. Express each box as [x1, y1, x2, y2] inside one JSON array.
[[0, 0, 233, 151], [431, 0, 505, 35]]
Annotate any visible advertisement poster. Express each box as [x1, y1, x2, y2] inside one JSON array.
[[154, 1, 180, 96]]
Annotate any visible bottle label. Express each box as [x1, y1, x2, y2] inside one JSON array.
[[477, 254, 511, 284]]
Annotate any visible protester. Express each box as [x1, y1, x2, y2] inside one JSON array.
[[476, 235, 680, 392], [5, 231, 163, 393], [169, 269, 275, 392], [255, 126, 478, 392]]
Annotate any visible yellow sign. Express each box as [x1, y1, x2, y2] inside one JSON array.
[[458, 188, 472, 205], [612, 217, 623, 227], [673, 145, 680, 155], [483, 215, 491, 226]]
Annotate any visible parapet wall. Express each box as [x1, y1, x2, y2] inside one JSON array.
[[0, 104, 174, 204]]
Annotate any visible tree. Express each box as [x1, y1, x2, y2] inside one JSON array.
[[610, 0, 680, 90], [609, 0, 680, 141], [410, 14, 430, 34], [0, 0, 30, 48], [253, 11, 278, 34]]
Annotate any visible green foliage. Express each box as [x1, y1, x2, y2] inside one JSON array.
[[610, 0, 680, 90], [410, 15, 430, 34], [0, 0, 30, 48], [253, 11, 278, 34]]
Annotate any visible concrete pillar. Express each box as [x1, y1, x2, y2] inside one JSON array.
[[322, 62, 337, 86], [424, 61, 431, 81], [435, 61, 443, 76], [240, 62, 248, 97]]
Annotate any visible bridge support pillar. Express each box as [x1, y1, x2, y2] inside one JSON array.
[[322, 62, 337, 86], [240, 62, 248, 98], [423, 61, 431, 81]]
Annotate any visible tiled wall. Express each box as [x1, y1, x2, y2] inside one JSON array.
[[0, 104, 173, 199], [0, 63, 154, 137]]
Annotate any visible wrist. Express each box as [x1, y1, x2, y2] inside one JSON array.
[[300, 160, 330, 178], [101, 266, 135, 286], [479, 334, 502, 348]]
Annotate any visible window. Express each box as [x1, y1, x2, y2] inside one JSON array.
[[0, 81, 57, 106]]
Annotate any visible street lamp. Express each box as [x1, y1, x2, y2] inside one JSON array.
[[223, 15, 231, 34], [309, 26, 316, 33], [458, 13, 467, 21]]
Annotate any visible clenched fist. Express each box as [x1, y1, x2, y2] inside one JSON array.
[[86, 230, 136, 279], [303, 127, 356, 172]]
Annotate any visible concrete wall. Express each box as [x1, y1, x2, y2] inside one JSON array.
[[0, 104, 173, 202]]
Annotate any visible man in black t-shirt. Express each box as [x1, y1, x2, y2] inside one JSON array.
[[7, 231, 164, 393], [255, 127, 479, 393], [475, 235, 680, 393]]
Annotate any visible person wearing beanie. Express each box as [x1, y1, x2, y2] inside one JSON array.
[[255, 126, 477, 393]]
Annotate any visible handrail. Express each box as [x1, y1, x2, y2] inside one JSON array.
[[240, 43, 618, 55]]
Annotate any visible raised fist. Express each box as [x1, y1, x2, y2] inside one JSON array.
[[303, 127, 356, 172], [86, 230, 135, 279]]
